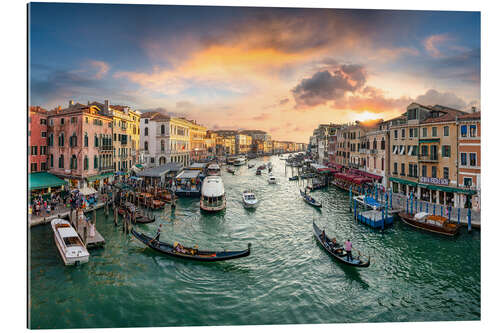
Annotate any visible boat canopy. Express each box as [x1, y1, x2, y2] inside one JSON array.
[[58, 227, 79, 238], [415, 212, 430, 220], [201, 176, 225, 197], [176, 170, 201, 179]]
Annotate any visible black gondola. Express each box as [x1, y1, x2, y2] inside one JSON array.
[[289, 175, 299, 181], [118, 203, 156, 224], [312, 221, 370, 268], [131, 229, 251, 262], [300, 189, 322, 208]]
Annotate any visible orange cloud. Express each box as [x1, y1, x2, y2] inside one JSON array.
[[423, 33, 452, 58]]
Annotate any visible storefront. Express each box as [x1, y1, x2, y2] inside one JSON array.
[[86, 172, 114, 191], [29, 172, 67, 202]]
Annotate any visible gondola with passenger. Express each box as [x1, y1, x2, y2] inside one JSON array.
[[300, 189, 322, 208], [312, 221, 370, 268], [131, 229, 251, 262]]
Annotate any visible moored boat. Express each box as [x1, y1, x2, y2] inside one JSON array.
[[131, 229, 251, 262], [289, 175, 299, 181], [242, 190, 259, 208], [200, 176, 226, 212], [206, 163, 221, 176], [312, 221, 370, 268], [398, 211, 460, 236], [51, 219, 90, 266]]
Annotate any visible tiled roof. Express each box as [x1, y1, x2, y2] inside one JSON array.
[[140, 111, 159, 118], [421, 108, 468, 124], [29, 106, 48, 114], [457, 112, 481, 121]]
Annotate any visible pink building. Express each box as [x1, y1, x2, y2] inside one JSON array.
[[47, 101, 114, 189], [29, 106, 48, 173]]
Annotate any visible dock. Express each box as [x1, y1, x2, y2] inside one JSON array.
[[355, 209, 394, 229]]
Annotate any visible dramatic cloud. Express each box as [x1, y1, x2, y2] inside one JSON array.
[[423, 34, 452, 58], [292, 63, 367, 108], [89, 60, 110, 79], [414, 89, 468, 110], [334, 86, 411, 113], [279, 98, 289, 105]]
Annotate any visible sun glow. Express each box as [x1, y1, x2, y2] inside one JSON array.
[[354, 111, 378, 122]]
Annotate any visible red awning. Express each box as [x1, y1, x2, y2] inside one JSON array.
[[357, 170, 382, 181]]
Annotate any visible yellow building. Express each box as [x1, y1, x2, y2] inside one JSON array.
[[186, 119, 207, 161]]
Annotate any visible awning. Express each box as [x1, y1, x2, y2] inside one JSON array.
[[29, 172, 67, 190], [419, 138, 440, 143], [135, 164, 144, 169], [86, 172, 114, 182], [357, 170, 383, 181], [389, 177, 418, 186], [425, 184, 476, 195]]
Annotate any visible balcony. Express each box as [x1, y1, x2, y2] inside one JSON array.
[[99, 145, 113, 151], [418, 154, 438, 163], [99, 166, 114, 172]]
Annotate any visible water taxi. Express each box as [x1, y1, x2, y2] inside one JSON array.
[[233, 156, 246, 166], [242, 190, 259, 208], [398, 211, 460, 236], [200, 176, 226, 212], [268, 173, 277, 184], [51, 219, 89, 266]]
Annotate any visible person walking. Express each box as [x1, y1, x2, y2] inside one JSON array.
[[344, 239, 353, 262]]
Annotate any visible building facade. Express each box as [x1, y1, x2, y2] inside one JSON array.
[[47, 102, 113, 189], [29, 106, 48, 173]]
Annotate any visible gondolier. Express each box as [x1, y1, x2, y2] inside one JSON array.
[[153, 224, 162, 242], [345, 239, 353, 261]]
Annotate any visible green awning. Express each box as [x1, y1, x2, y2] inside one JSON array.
[[86, 172, 114, 182], [135, 164, 144, 168], [29, 172, 67, 190], [389, 177, 418, 186], [425, 184, 476, 195], [419, 138, 440, 143]]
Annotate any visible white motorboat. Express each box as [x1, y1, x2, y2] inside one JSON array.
[[233, 156, 246, 166], [200, 176, 226, 212], [268, 173, 277, 184], [206, 163, 221, 176], [51, 218, 89, 266], [242, 190, 259, 208]]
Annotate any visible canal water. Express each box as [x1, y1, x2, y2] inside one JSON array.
[[29, 156, 480, 329]]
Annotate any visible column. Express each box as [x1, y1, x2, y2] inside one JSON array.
[[417, 186, 421, 200]]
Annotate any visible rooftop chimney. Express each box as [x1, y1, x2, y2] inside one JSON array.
[[69, 100, 74, 108], [104, 99, 109, 113]]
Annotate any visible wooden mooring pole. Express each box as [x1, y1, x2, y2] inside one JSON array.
[[113, 203, 118, 226]]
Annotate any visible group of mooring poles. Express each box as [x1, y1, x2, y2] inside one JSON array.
[[405, 192, 473, 232]]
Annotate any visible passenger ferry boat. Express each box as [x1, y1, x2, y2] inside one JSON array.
[[174, 170, 202, 197], [51, 219, 89, 265], [206, 163, 221, 176], [200, 176, 226, 212]]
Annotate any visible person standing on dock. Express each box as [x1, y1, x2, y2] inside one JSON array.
[[345, 239, 353, 261]]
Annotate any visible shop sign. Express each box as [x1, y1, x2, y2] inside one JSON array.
[[419, 176, 449, 186]]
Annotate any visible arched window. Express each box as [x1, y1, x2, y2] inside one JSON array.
[[161, 124, 165, 135], [70, 155, 77, 169], [50, 154, 54, 168], [373, 139, 377, 150], [84, 132, 88, 147], [145, 127, 148, 136], [161, 140, 165, 152], [58, 155, 64, 168], [84, 156, 88, 170], [94, 135, 99, 147], [59, 133, 65, 146], [48, 133, 54, 147], [144, 141, 148, 151], [94, 155, 98, 169]]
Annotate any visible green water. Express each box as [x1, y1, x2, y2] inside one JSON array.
[[29, 156, 480, 329]]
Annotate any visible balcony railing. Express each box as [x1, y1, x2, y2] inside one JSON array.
[[418, 154, 438, 162], [99, 145, 113, 151], [99, 166, 114, 172]]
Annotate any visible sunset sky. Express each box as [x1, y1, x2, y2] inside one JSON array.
[[29, 3, 480, 142]]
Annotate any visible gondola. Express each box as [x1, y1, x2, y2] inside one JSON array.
[[289, 175, 299, 181], [312, 221, 370, 268], [131, 229, 251, 262], [300, 189, 322, 208], [117, 203, 156, 224]]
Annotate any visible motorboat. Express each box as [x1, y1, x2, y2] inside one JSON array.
[[268, 173, 277, 184], [256, 169, 262, 175], [227, 167, 236, 174], [233, 156, 246, 166], [51, 218, 89, 266], [200, 176, 226, 212], [206, 163, 221, 176], [398, 211, 460, 236], [242, 190, 259, 208]]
